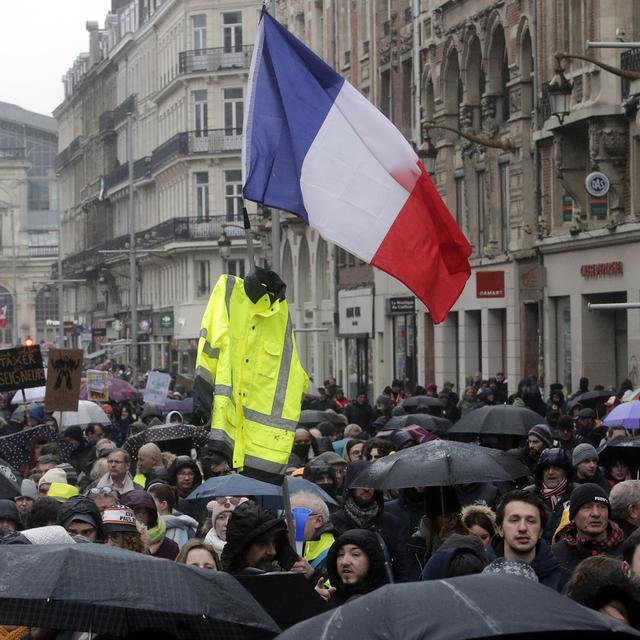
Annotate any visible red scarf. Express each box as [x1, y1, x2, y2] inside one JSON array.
[[540, 478, 568, 509], [561, 521, 625, 557]]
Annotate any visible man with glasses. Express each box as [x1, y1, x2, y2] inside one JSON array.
[[85, 448, 142, 495], [290, 491, 335, 579]]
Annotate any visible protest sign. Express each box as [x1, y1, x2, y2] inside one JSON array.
[[0, 346, 46, 392], [87, 369, 109, 402], [44, 348, 83, 412], [143, 371, 171, 406]]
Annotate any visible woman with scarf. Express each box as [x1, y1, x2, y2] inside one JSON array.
[[203, 496, 248, 558], [525, 448, 574, 543], [122, 489, 180, 560]]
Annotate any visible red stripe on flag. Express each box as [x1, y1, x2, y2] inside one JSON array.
[[371, 163, 472, 324]]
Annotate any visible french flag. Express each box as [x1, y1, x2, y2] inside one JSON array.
[[243, 11, 472, 323]]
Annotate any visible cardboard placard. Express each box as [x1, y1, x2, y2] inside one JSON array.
[[0, 346, 46, 392], [44, 348, 84, 412], [143, 371, 172, 406], [87, 369, 109, 402], [175, 373, 193, 392]]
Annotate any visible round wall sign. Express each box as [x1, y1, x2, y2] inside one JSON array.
[[585, 171, 610, 197]]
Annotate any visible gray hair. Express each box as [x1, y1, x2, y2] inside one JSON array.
[[609, 480, 640, 521], [138, 442, 163, 465], [90, 457, 109, 480], [290, 491, 329, 520], [344, 424, 362, 437]]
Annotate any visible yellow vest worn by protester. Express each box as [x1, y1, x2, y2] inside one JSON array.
[[194, 272, 308, 482]]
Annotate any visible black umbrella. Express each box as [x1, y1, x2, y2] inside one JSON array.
[[298, 410, 344, 427], [0, 544, 279, 639], [448, 404, 541, 437], [400, 395, 445, 412], [597, 436, 640, 471], [351, 440, 529, 490], [385, 414, 452, 434], [0, 425, 74, 470], [277, 574, 640, 640], [0, 457, 22, 499], [123, 423, 210, 460], [577, 389, 616, 403]]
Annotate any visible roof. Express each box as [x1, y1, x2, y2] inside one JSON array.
[[0, 101, 57, 135]]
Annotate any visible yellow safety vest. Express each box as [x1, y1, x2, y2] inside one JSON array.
[[194, 274, 308, 482]]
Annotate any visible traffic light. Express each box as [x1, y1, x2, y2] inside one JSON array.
[[23, 336, 34, 347]]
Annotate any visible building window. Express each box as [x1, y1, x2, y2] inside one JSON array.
[[191, 14, 207, 50], [195, 260, 210, 297], [499, 163, 510, 252], [476, 171, 485, 255], [227, 258, 245, 278], [223, 12, 243, 53], [393, 313, 417, 391], [224, 88, 243, 135], [193, 90, 208, 134], [401, 60, 412, 133], [225, 170, 242, 222], [195, 172, 209, 220], [35, 288, 58, 323]]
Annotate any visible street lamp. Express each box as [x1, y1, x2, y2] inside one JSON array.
[[547, 55, 574, 125], [423, 120, 517, 154], [416, 132, 438, 175], [217, 231, 231, 262]]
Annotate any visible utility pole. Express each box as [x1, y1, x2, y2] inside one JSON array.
[[127, 113, 138, 381], [56, 175, 64, 346], [10, 206, 18, 346]]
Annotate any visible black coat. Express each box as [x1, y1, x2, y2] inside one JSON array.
[[524, 483, 573, 543], [552, 532, 623, 575], [345, 402, 374, 433], [492, 538, 568, 593], [331, 460, 409, 582]]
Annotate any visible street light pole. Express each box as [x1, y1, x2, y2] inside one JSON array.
[[56, 175, 64, 346], [127, 113, 138, 381], [10, 206, 18, 346]]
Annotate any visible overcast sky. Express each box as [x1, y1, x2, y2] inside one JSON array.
[[0, 0, 112, 118]]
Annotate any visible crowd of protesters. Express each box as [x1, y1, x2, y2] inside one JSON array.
[[1, 368, 640, 637]]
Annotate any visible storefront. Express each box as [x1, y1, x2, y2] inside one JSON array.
[[542, 236, 640, 393], [387, 296, 418, 391], [338, 287, 374, 399]]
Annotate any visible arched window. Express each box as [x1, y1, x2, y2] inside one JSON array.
[[35, 288, 59, 323], [519, 27, 533, 113], [464, 37, 483, 130], [487, 25, 509, 123], [424, 76, 435, 121], [298, 236, 312, 303], [0, 286, 14, 346], [316, 239, 331, 301], [443, 48, 461, 126], [282, 241, 295, 303]]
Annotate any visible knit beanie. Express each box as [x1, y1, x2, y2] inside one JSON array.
[[572, 443, 598, 467], [38, 467, 67, 488], [569, 483, 610, 521], [528, 424, 553, 448], [57, 463, 78, 486]]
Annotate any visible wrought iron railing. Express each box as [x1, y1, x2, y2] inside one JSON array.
[[621, 48, 640, 99], [55, 136, 82, 171], [113, 94, 136, 127], [0, 148, 25, 160], [178, 46, 253, 74]]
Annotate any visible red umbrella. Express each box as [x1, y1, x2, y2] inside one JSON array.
[[79, 376, 142, 402]]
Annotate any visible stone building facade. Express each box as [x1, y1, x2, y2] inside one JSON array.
[[0, 103, 58, 347], [55, 0, 335, 380]]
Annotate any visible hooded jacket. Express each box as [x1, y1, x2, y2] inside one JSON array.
[[326, 529, 390, 606], [221, 501, 297, 574], [168, 458, 203, 496], [421, 533, 488, 581], [330, 461, 408, 582], [163, 513, 198, 548], [492, 538, 567, 592], [56, 495, 105, 542]]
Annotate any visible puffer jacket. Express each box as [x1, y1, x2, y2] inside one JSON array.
[[163, 512, 198, 548]]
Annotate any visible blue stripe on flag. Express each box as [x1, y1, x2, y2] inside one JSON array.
[[243, 10, 345, 223]]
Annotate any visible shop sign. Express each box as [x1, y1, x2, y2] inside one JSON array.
[[338, 288, 373, 335], [580, 261, 623, 278], [585, 171, 610, 198], [387, 297, 416, 314], [476, 271, 505, 298], [160, 312, 173, 329]]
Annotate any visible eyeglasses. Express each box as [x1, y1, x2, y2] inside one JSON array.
[[88, 487, 120, 498], [215, 496, 241, 505]]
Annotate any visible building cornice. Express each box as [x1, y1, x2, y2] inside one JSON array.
[[537, 222, 640, 255]]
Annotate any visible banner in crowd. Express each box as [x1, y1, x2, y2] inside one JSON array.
[[143, 371, 171, 406], [0, 345, 46, 392], [44, 348, 84, 412], [87, 369, 109, 402]]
